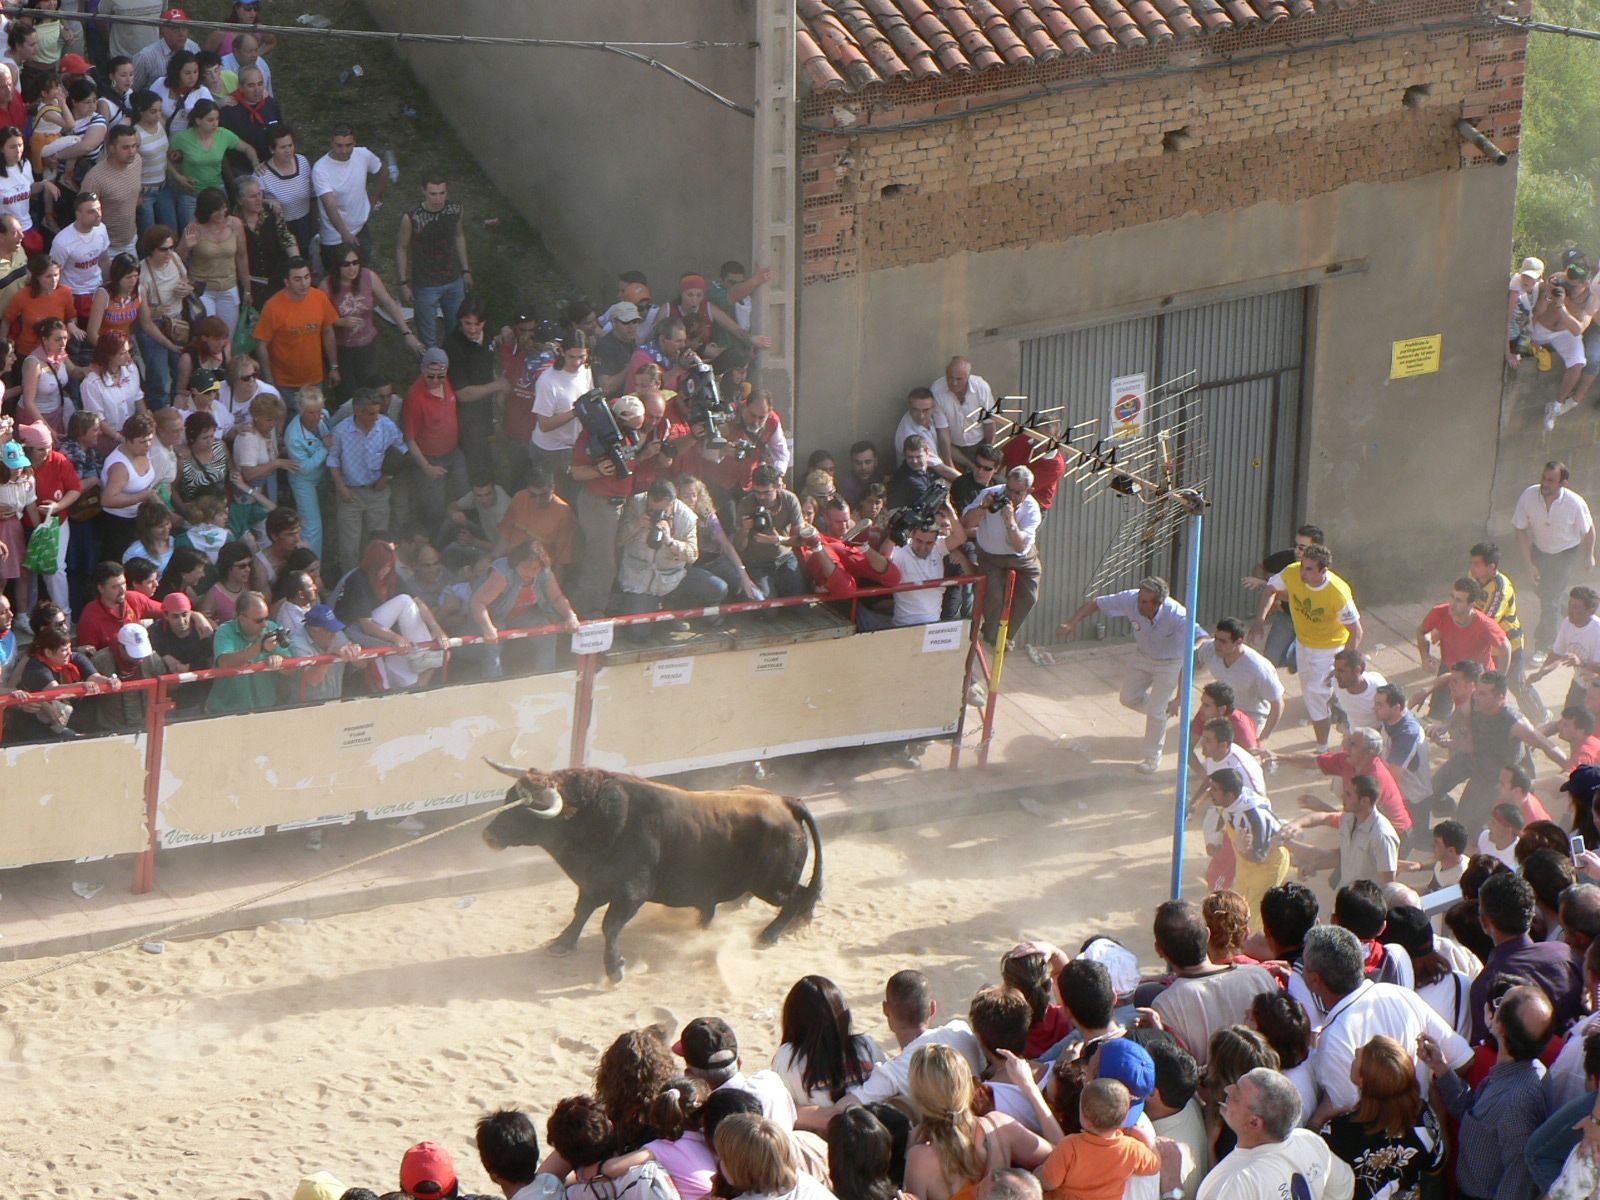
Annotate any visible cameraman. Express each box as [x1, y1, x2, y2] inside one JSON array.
[[961, 465, 1043, 648], [888, 435, 957, 511], [569, 394, 653, 618], [735, 464, 806, 599], [1532, 254, 1598, 431], [615, 480, 726, 631], [725, 388, 790, 479], [887, 522, 967, 628]]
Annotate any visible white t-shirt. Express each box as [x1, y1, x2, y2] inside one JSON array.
[[1415, 969, 1474, 1040], [930, 373, 995, 450], [963, 484, 1041, 556], [312, 147, 383, 245], [1548, 1010, 1600, 1109], [1333, 670, 1387, 731], [1152, 1099, 1211, 1200], [715, 1069, 798, 1132], [846, 1019, 986, 1105], [1310, 980, 1472, 1114], [222, 380, 283, 426], [892, 411, 946, 465], [81, 367, 143, 432], [0, 160, 34, 232], [771, 1034, 886, 1107], [1150, 965, 1278, 1070], [1195, 1130, 1355, 1200], [889, 538, 948, 626], [1553, 616, 1600, 670], [1512, 483, 1594, 555], [1476, 829, 1520, 869], [1194, 640, 1284, 726], [530, 365, 593, 451], [50, 221, 110, 296]]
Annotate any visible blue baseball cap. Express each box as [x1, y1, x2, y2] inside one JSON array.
[[1095, 1038, 1155, 1126], [304, 604, 344, 633], [0, 441, 26, 470]]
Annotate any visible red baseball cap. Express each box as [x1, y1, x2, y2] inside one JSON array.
[[58, 53, 92, 77], [400, 1142, 457, 1198], [161, 7, 189, 20]]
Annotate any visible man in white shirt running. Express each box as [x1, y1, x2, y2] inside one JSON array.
[[312, 122, 386, 275], [1513, 460, 1595, 659]]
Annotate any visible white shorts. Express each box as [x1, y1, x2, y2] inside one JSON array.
[[1532, 322, 1587, 368], [1298, 644, 1341, 721]]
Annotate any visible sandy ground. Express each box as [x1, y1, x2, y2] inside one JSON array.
[[0, 790, 1182, 1200]]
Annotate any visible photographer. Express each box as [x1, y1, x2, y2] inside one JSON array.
[[725, 387, 790, 479], [961, 465, 1043, 649], [735, 464, 807, 599], [205, 590, 286, 714], [615, 480, 726, 633], [1532, 254, 1598, 431], [569, 394, 652, 618]]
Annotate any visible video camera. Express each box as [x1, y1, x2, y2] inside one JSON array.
[[679, 353, 734, 450], [885, 480, 950, 546], [575, 389, 636, 478]]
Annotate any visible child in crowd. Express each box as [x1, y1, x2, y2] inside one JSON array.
[[1429, 818, 1468, 890], [1036, 1078, 1159, 1200]]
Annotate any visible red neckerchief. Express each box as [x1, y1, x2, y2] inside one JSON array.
[[230, 90, 272, 127], [1362, 939, 1386, 974]]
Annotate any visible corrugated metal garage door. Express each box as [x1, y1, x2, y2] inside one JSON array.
[[1020, 289, 1306, 641]]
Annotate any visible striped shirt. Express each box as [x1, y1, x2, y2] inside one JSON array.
[[1478, 570, 1526, 653], [1435, 1059, 1547, 1200]]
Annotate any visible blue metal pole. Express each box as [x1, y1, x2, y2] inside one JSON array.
[[1169, 510, 1204, 900]]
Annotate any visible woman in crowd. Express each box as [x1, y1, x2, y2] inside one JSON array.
[[174, 317, 231, 410], [1324, 1035, 1443, 1200], [121, 497, 175, 571], [80, 330, 143, 439], [54, 79, 108, 192], [59, 408, 102, 591], [827, 1108, 900, 1200], [1203, 890, 1255, 964], [772, 975, 884, 1111], [593, 1028, 678, 1155], [179, 187, 248, 337], [467, 540, 578, 676], [232, 389, 291, 509], [233, 173, 296, 312], [0, 437, 36, 615], [153, 52, 209, 141], [1248, 991, 1316, 1127], [1202, 1026, 1279, 1161], [7, 624, 111, 741], [25, 0, 79, 68], [171, 409, 231, 526], [903, 1045, 1049, 1200], [218, 353, 278, 426], [97, 410, 158, 561], [206, 1, 278, 57], [1384, 906, 1474, 1038], [136, 224, 193, 408], [156, 544, 208, 606], [131, 90, 175, 235], [169, 100, 252, 231], [321, 241, 418, 398], [17, 316, 79, 436], [202, 539, 254, 623], [332, 538, 447, 691], [678, 476, 760, 603], [5, 255, 80, 357], [86, 254, 144, 349], [283, 385, 328, 556], [255, 126, 314, 257], [717, 1113, 837, 1200], [598, 1078, 715, 1200], [0, 124, 56, 253], [999, 946, 1070, 1060]]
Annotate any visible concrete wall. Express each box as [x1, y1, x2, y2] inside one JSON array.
[[799, 163, 1516, 598], [370, 0, 757, 305]]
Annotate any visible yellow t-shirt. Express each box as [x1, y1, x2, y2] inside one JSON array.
[[1275, 563, 1358, 649]]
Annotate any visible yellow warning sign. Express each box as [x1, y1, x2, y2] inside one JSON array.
[[1390, 334, 1442, 380]]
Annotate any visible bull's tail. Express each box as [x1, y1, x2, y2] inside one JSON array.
[[758, 798, 824, 946]]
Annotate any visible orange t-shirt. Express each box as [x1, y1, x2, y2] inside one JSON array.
[[252, 288, 339, 388], [1038, 1129, 1160, 1200], [499, 489, 578, 566], [5, 284, 77, 354]]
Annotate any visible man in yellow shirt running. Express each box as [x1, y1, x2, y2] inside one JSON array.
[[1254, 544, 1362, 752]]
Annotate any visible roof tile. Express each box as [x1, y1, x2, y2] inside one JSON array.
[[797, 28, 849, 90]]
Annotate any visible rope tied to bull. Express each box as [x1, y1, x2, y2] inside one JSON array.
[[0, 796, 529, 994]]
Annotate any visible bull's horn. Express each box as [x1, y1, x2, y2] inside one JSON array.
[[529, 788, 564, 819], [483, 758, 528, 779]]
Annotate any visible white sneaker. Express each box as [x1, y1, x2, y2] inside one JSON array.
[[1559, 397, 1579, 416], [1136, 755, 1162, 775], [1544, 402, 1560, 432]]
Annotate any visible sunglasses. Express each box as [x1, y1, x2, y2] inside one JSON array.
[[340, 259, 361, 267], [156, 243, 174, 252], [236, 373, 256, 382]]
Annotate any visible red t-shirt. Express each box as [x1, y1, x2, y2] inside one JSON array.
[[497, 341, 545, 443], [573, 430, 638, 500], [1023, 1004, 1074, 1059], [1002, 437, 1067, 510], [1570, 737, 1600, 769], [25, 449, 81, 526], [1317, 751, 1412, 833], [75, 588, 163, 650], [1420, 605, 1509, 670], [401, 378, 459, 458], [1518, 791, 1554, 824], [1190, 708, 1259, 750]]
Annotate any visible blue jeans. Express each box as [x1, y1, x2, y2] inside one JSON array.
[[615, 567, 729, 618], [748, 553, 806, 600], [135, 323, 178, 408], [413, 276, 465, 348], [137, 183, 178, 235], [1527, 1089, 1594, 1194], [174, 189, 196, 234]]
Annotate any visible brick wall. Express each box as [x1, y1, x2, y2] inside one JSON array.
[[800, 0, 1525, 283]]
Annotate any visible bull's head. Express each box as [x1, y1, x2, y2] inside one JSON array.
[[483, 760, 565, 851]]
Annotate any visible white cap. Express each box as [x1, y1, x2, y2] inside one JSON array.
[[117, 621, 154, 660], [608, 300, 642, 323], [1520, 256, 1546, 279], [1077, 936, 1141, 999]]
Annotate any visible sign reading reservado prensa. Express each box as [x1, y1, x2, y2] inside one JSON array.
[[1389, 335, 1442, 380]]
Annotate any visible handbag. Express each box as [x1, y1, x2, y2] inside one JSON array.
[[22, 516, 61, 573], [233, 302, 259, 357], [146, 261, 197, 345]]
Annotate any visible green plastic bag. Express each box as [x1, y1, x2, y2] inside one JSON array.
[[233, 305, 260, 357], [23, 517, 61, 573]]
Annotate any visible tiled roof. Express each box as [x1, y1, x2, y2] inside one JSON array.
[[797, 0, 1321, 91]]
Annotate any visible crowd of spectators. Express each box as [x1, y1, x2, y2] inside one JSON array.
[[0, 6, 1072, 740]]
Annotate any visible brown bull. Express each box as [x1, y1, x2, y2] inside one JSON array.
[[482, 763, 823, 981]]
